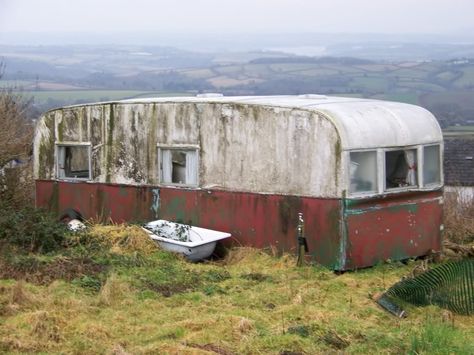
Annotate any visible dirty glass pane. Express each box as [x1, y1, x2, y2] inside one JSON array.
[[161, 149, 198, 185], [349, 151, 377, 193], [385, 149, 417, 189], [423, 145, 440, 185], [57, 145, 90, 179], [171, 150, 187, 184]]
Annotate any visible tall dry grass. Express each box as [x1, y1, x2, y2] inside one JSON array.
[[444, 187, 474, 244]]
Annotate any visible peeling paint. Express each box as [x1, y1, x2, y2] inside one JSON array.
[[151, 188, 160, 218], [33, 96, 444, 270]]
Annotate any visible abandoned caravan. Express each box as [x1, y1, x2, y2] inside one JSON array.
[[33, 95, 444, 270]]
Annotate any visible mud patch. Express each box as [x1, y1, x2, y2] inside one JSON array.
[[185, 342, 235, 355], [240, 272, 273, 282], [143, 281, 200, 297], [0, 256, 105, 285]]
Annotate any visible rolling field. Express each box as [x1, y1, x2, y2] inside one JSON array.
[[19, 90, 192, 106]]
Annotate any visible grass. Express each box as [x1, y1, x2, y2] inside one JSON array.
[[409, 319, 473, 354], [0, 225, 473, 354], [443, 187, 474, 244]]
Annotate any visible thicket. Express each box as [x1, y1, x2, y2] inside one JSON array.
[[0, 203, 67, 253], [0, 63, 34, 209], [444, 188, 474, 244]]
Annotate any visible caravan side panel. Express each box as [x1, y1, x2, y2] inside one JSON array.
[[36, 180, 344, 269]]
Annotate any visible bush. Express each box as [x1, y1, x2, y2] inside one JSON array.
[[444, 188, 474, 244], [0, 205, 68, 253], [0, 63, 35, 210]]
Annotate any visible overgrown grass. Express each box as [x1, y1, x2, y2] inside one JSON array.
[[0, 223, 473, 354], [409, 319, 474, 354], [0, 212, 472, 353], [444, 187, 474, 244]]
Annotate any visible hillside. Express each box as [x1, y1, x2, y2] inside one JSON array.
[[1, 45, 474, 127], [0, 222, 472, 354]]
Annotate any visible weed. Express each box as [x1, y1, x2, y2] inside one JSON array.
[[72, 275, 103, 293], [240, 272, 273, 282], [409, 319, 473, 354], [202, 284, 226, 296], [0, 205, 68, 253], [0, 254, 105, 285], [130, 263, 202, 297], [203, 269, 231, 282], [98, 274, 130, 306], [29, 310, 62, 343], [1, 242, 474, 354], [72, 224, 158, 255], [287, 325, 311, 338], [321, 330, 350, 350], [444, 188, 474, 244], [185, 342, 234, 355]]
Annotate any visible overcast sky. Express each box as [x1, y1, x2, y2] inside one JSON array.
[[1, 0, 473, 36]]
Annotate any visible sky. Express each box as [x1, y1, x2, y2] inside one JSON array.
[[0, 0, 473, 44]]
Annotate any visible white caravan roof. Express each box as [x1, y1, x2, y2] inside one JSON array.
[[87, 94, 443, 150]]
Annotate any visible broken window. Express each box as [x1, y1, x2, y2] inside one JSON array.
[[349, 151, 377, 194], [159, 148, 198, 186], [57, 145, 91, 179], [423, 145, 441, 185], [385, 149, 417, 189]]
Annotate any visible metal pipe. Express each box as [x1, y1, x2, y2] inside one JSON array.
[[296, 212, 308, 266]]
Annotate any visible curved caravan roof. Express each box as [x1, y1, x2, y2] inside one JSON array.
[[114, 95, 443, 150]]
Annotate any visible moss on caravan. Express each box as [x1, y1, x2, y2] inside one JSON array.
[[34, 95, 444, 270]]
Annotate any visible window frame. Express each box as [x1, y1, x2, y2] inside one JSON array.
[[383, 146, 420, 192], [347, 143, 442, 197], [55, 142, 92, 181], [422, 144, 443, 188], [348, 149, 378, 196], [157, 144, 200, 187]]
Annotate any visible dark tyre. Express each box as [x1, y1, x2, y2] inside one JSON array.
[[59, 208, 83, 223]]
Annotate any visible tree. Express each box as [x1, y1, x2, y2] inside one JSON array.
[[0, 62, 34, 208]]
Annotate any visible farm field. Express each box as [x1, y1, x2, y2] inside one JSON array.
[[0, 223, 472, 354], [21, 90, 192, 105], [2, 44, 474, 126]]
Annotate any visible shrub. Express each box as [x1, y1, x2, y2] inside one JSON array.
[[0, 79, 34, 210], [0, 205, 68, 253], [444, 188, 474, 244]]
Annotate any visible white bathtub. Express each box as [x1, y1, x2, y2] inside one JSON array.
[[142, 220, 231, 261]]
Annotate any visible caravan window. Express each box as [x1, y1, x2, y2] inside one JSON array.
[[56, 145, 91, 180], [159, 147, 198, 186], [385, 149, 417, 189], [423, 145, 441, 185], [349, 151, 377, 193]]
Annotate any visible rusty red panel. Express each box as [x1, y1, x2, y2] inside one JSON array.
[[36, 180, 343, 268], [35, 180, 158, 222], [157, 189, 343, 268], [343, 191, 443, 269], [36, 180, 442, 270]]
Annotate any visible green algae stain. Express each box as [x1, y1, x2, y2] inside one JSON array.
[[38, 114, 56, 179], [334, 138, 342, 189], [388, 203, 418, 214], [48, 182, 59, 215], [105, 104, 115, 183], [57, 113, 64, 142]]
